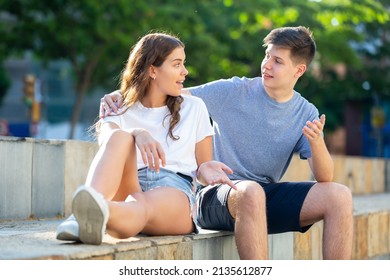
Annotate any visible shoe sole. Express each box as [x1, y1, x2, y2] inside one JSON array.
[[72, 187, 107, 245], [56, 215, 80, 242], [56, 231, 80, 242]]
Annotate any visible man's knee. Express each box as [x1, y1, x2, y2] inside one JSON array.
[[329, 182, 352, 201], [228, 181, 265, 218], [333, 183, 353, 210], [317, 182, 353, 212]]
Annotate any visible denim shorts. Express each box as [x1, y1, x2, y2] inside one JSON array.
[[137, 167, 196, 213], [195, 181, 315, 234]]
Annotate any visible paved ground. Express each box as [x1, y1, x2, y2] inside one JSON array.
[[0, 219, 131, 259]]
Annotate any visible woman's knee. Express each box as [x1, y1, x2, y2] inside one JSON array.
[[106, 129, 135, 147]]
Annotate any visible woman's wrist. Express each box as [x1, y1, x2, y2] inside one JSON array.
[[132, 128, 147, 137], [196, 161, 211, 182]]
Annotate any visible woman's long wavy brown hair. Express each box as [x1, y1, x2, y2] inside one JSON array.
[[95, 32, 185, 141]]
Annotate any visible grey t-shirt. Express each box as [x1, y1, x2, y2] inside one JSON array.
[[189, 76, 319, 184]]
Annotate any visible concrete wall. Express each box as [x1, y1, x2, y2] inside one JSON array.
[[0, 136, 389, 220], [0, 136, 98, 220], [282, 154, 387, 194]]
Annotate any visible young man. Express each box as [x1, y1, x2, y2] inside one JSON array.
[[100, 26, 353, 260]]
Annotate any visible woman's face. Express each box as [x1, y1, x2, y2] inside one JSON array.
[[153, 47, 188, 97]]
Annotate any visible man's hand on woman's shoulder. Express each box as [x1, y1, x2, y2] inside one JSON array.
[[99, 90, 123, 118]]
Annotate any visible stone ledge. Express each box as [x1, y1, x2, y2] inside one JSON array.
[[1, 193, 389, 260], [0, 219, 238, 260]]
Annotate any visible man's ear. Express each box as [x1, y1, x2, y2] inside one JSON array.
[[295, 64, 307, 78]]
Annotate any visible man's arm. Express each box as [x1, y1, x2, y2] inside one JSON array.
[[99, 89, 192, 118], [303, 114, 334, 182]]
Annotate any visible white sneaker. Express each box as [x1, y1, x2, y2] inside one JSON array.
[[72, 185, 109, 245], [56, 214, 80, 242]]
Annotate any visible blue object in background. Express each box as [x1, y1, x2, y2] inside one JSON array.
[[8, 122, 31, 137]]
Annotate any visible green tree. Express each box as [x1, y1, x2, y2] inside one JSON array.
[[0, 0, 389, 138]]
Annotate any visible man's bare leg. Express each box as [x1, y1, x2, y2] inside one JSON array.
[[300, 182, 353, 259], [228, 181, 268, 259]]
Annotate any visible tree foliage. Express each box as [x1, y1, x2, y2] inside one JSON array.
[[0, 0, 389, 137]]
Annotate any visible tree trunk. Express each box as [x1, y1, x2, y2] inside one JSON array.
[[69, 90, 85, 139], [68, 47, 105, 139]]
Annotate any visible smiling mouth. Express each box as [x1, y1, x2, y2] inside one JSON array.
[[262, 73, 273, 78]]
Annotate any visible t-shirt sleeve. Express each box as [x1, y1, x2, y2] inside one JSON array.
[[195, 98, 215, 143], [101, 114, 122, 128], [295, 135, 311, 159]]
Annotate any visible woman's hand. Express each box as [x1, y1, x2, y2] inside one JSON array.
[[197, 160, 236, 190], [133, 129, 166, 172]]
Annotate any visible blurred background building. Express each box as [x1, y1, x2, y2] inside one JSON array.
[[0, 56, 100, 140]]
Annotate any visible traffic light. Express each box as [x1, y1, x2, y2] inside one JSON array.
[[22, 74, 41, 125], [31, 100, 40, 123], [23, 74, 35, 106]]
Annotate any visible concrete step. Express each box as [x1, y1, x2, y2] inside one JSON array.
[[1, 193, 389, 260]]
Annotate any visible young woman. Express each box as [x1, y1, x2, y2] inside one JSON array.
[[56, 32, 234, 245]]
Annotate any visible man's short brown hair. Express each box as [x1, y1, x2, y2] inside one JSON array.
[[263, 26, 316, 66]]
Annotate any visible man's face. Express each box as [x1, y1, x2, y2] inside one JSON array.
[[261, 44, 304, 93]]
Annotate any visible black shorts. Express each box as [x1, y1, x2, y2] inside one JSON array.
[[195, 181, 315, 234]]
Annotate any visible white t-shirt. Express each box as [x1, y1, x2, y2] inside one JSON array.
[[102, 95, 214, 177]]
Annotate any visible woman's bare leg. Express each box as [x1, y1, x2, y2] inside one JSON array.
[[81, 129, 193, 239], [85, 129, 141, 200], [106, 187, 193, 239]]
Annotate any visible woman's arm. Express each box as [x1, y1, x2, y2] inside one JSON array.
[[195, 136, 236, 189], [194, 136, 213, 167]]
